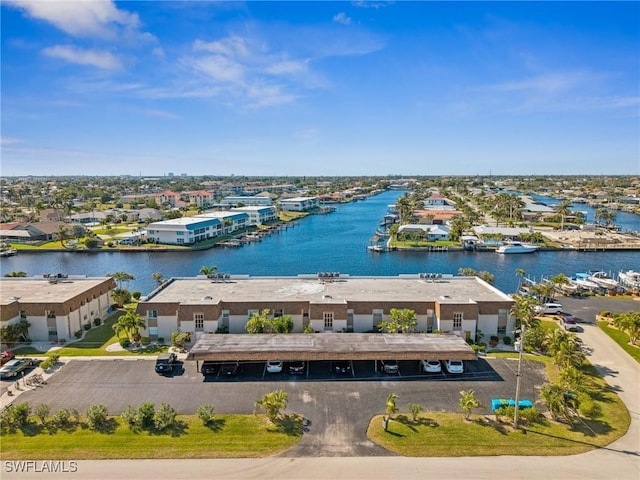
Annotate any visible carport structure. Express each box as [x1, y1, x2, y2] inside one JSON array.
[[186, 332, 477, 366]]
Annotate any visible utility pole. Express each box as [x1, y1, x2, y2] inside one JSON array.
[[513, 322, 524, 429]]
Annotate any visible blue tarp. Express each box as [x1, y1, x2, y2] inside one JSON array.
[[491, 398, 534, 412]]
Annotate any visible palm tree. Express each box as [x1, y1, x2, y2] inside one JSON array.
[[112, 310, 146, 343], [384, 393, 399, 431], [55, 224, 70, 248], [151, 272, 164, 287], [199, 265, 217, 276], [555, 200, 572, 230], [459, 389, 483, 420], [4, 270, 27, 278], [515, 268, 526, 293], [254, 390, 288, 424], [108, 271, 135, 289]]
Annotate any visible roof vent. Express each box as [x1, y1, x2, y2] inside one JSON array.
[[203, 295, 213, 300]]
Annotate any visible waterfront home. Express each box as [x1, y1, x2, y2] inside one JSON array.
[[278, 196, 320, 212], [231, 206, 278, 226], [146, 211, 249, 245], [0, 221, 77, 243], [397, 224, 451, 241], [136, 274, 515, 343], [0, 276, 116, 343], [423, 194, 457, 209], [220, 195, 274, 207], [186, 190, 215, 208]]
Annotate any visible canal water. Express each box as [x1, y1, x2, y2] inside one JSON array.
[[2, 190, 638, 296]]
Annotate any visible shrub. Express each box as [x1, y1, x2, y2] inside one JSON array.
[[154, 402, 178, 432], [83, 323, 92, 331], [121, 405, 137, 429], [140, 336, 151, 346], [93, 318, 102, 327], [74, 330, 83, 339], [119, 338, 131, 348], [132, 291, 141, 300], [157, 337, 165, 344], [171, 331, 191, 349], [502, 336, 512, 345], [471, 344, 486, 353], [136, 402, 155, 430], [196, 404, 215, 425], [40, 353, 60, 371], [11, 402, 31, 427], [34, 403, 50, 425], [599, 310, 611, 318], [215, 325, 229, 334], [490, 335, 499, 342], [52, 408, 73, 428], [518, 406, 541, 425], [86, 404, 109, 430]]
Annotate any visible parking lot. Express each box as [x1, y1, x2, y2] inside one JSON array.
[[11, 356, 544, 456]]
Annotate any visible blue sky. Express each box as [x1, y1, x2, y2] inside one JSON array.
[[2, 1, 639, 177]]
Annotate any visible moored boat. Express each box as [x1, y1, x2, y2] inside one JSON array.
[[0, 249, 17, 257], [618, 270, 640, 290], [495, 242, 539, 254], [589, 271, 618, 290]]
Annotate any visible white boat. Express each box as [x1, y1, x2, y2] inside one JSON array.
[[495, 242, 539, 254], [589, 271, 618, 290], [618, 270, 640, 290], [0, 249, 17, 257], [571, 272, 599, 290]]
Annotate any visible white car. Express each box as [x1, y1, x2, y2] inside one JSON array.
[[420, 360, 442, 373], [266, 360, 283, 373], [443, 359, 464, 374], [381, 360, 399, 374], [534, 303, 563, 315]]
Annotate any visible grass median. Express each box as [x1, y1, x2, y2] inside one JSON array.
[[1, 415, 301, 460]]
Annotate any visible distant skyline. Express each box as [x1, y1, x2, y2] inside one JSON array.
[[1, 1, 639, 177]]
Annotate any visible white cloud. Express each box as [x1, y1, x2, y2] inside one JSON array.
[[193, 37, 251, 57], [5, 0, 142, 39], [1, 136, 21, 145], [42, 45, 123, 70], [263, 60, 308, 76], [487, 72, 588, 94], [189, 55, 245, 83], [333, 12, 352, 25]]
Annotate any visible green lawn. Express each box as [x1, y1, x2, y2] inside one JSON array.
[[1, 415, 301, 459], [597, 321, 640, 363], [15, 311, 167, 357]]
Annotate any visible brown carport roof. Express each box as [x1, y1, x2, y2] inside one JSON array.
[[186, 333, 477, 362]]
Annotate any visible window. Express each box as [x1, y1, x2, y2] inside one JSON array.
[[273, 309, 284, 318], [195, 313, 204, 330], [20, 311, 27, 319], [453, 313, 463, 329], [497, 326, 507, 335], [147, 310, 158, 319], [176, 231, 184, 236], [248, 309, 259, 319], [373, 310, 383, 323], [324, 312, 334, 330]]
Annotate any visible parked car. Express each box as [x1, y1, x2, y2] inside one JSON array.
[[220, 362, 240, 376], [334, 360, 352, 374], [534, 303, 563, 315], [266, 360, 283, 373], [0, 358, 34, 378], [561, 316, 579, 332], [154, 353, 177, 375], [289, 361, 306, 375], [0, 350, 14, 366], [201, 361, 218, 376], [443, 359, 464, 374], [420, 359, 442, 373], [381, 360, 399, 374]]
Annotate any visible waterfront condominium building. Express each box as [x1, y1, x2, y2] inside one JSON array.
[[146, 211, 250, 245], [136, 274, 515, 343]]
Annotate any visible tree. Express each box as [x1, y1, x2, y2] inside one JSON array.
[[385, 393, 399, 422], [408, 403, 423, 422], [546, 330, 585, 369], [154, 402, 178, 431], [255, 390, 288, 424], [245, 309, 293, 334], [612, 312, 640, 346], [196, 404, 216, 425], [555, 200, 572, 230], [108, 271, 135, 289], [86, 404, 109, 430], [541, 383, 574, 424], [34, 403, 50, 425], [151, 272, 165, 287], [111, 288, 131, 307], [136, 402, 156, 430], [459, 389, 483, 420], [55, 224, 70, 248], [171, 330, 191, 349], [515, 268, 526, 292], [112, 310, 146, 343], [4, 270, 27, 278], [199, 265, 217, 276]]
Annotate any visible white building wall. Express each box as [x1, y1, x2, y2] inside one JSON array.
[[353, 315, 374, 332], [477, 314, 499, 338]]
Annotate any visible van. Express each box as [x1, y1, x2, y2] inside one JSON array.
[[534, 303, 563, 315]]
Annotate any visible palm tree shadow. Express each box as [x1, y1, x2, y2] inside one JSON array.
[[273, 414, 304, 436], [204, 418, 226, 432]]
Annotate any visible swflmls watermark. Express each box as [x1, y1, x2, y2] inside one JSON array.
[[4, 460, 78, 473]]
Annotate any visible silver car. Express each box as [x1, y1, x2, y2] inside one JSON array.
[[0, 358, 34, 378]]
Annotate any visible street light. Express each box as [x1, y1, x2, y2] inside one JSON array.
[[513, 324, 524, 429]]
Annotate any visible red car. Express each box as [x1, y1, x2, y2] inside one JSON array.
[[0, 350, 15, 366]]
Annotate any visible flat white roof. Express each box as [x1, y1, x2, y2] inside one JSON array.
[[1, 277, 112, 305]]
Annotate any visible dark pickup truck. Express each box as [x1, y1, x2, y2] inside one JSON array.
[[289, 361, 306, 375], [155, 353, 177, 375]]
